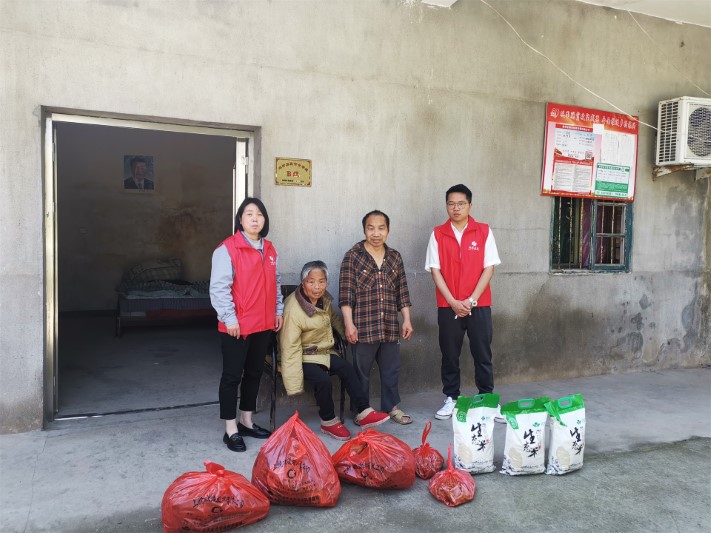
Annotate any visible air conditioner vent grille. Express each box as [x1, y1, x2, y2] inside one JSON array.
[[657, 100, 678, 164], [656, 97, 711, 166], [687, 106, 711, 158]]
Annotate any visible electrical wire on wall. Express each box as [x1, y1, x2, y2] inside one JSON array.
[[478, 0, 711, 131], [627, 11, 710, 98]]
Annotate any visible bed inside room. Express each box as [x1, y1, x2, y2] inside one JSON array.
[[115, 258, 215, 337], [55, 121, 240, 417]]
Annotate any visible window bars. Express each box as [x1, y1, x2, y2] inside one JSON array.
[[552, 197, 628, 271]]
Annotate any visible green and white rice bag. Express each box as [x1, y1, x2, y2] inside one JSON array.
[[500, 397, 550, 476], [545, 394, 586, 475], [452, 393, 500, 474]]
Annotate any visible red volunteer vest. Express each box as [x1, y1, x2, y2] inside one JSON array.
[[217, 233, 277, 337], [434, 217, 492, 308]]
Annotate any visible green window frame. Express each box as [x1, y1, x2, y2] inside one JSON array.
[[551, 197, 633, 272]]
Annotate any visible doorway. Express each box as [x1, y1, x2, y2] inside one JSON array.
[[43, 110, 257, 423]]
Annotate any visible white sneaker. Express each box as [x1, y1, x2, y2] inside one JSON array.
[[494, 405, 506, 424], [435, 397, 456, 420]]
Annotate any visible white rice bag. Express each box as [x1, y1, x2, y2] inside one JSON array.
[[452, 393, 499, 474], [500, 397, 549, 476], [545, 394, 586, 475]]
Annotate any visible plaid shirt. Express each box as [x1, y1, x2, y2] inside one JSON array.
[[338, 241, 412, 344]]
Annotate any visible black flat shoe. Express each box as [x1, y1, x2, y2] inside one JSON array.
[[223, 432, 246, 452], [237, 422, 271, 439]]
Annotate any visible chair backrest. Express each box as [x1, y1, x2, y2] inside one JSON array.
[[281, 284, 298, 299]]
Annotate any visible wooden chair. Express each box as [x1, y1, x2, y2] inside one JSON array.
[[264, 284, 348, 432]]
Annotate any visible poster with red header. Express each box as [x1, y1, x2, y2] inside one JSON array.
[[541, 103, 638, 201]]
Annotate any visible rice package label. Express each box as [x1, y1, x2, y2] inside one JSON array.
[[545, 394, 586, 475], [500, 397, 550, 476], [452, 393, 500, 474]]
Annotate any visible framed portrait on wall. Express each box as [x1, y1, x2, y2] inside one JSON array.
[[123, 155, 155, 192]]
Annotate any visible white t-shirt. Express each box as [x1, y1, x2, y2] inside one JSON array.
[[425, 222, 501, 271]]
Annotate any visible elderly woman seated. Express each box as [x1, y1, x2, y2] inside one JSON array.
[[279, 260, 390, 440]]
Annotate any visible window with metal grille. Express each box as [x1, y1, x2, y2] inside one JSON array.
[[551, 197, 632, 271]]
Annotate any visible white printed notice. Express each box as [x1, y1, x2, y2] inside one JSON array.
[[601, 130, 636, 166], [552, 157, 593, 193], [541, 103, 638, 202], [554, 127, 595, 161]]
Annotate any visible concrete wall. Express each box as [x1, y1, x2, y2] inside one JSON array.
[[1, 0, 709, 432], [56, 123, 234, 311]]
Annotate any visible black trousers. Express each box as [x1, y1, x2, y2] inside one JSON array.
[[438, 306, 494, 398], [303, 355, 369, 421], [218, 330, 271, 420]]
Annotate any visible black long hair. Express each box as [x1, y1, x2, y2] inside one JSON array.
[[234, 197, 270, 237]]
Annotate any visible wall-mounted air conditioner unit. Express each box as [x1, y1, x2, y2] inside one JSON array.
[[656, 96, 711, 167]]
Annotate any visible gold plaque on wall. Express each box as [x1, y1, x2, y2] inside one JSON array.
[[275, 157, 312, 187]]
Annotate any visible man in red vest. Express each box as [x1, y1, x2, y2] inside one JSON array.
[[425, 184, 501, 420]]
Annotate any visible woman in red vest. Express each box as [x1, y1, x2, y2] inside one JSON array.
[[210, 197, 284, 452]]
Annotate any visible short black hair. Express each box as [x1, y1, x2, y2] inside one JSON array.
[[130, 156, 147, 169], [361, 210, 390, 231], [446, 184, 472, 203], [234, 197, 270, 237]]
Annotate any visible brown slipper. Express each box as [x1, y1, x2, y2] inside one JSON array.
[[389, 408, 413, 425]]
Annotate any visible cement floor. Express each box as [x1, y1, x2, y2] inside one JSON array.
[[1, 368, 709, 532], [56, 316, 372, 419], [57, 317, 220, 416]]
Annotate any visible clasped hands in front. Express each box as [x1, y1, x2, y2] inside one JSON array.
[[225, 315, 284, 338], [451, 299, 474, 318]]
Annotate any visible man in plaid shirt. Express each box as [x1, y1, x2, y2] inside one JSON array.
[[339, 210, 414, 425]]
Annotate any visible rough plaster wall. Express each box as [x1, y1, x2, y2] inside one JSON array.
[[55, 123, 234, 311], [0, 0, 710, 432], [704, 176, 711, 356]]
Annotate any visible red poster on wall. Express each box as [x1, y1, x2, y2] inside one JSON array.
[[541, 103, 638, 202]]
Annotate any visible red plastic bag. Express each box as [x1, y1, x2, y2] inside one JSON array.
[[251, 411, 341, 507], [161, 461, 269, 532], [412, 421, 444, 479], [331, 429, 416, 489], [429, 445, 476, 507]]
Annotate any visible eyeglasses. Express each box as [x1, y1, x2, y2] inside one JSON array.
[[446, 201, 469, 209]]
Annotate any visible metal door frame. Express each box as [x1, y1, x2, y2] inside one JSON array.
[[41, 107, 258, 425]]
